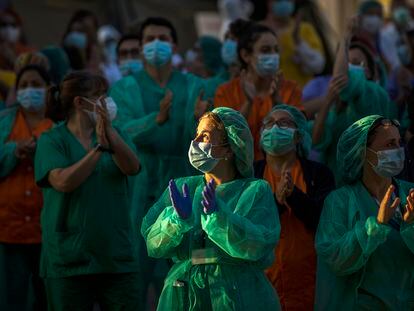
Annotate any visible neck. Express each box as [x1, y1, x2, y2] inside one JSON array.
[[362, 164, 392, 201], [67, 112, 94, 140], [246, 69, 272, 94], [266, 150, 297, 174], [21, 107, 45, 128], [205, 160, 237, 186], [145, 62, 173, 87]]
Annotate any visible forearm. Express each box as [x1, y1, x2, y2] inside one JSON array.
[[333, 37, 350, 78], [312, 97, 333, 144], [107, 128, 140, 175], [48, 148, 102, 192], [239, 99, 253, 119]]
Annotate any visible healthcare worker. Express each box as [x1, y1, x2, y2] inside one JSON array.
[[215, 23, 304, 161], [109, 16, 206, 308], [315, 115, 414, 310], [263, 0, 325, 87], [34, 71, 141, 310], [255, 105, 334, 310], [312, 17, 397, 182], [189, 36, 224, 79], [142, 107, 281, 310], [0, 64, 52, 311], [116, 34, 142, 77]]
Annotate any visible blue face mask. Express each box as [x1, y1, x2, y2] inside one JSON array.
[[367, 147, 405, 178], [260, 126, 296, 155], [143, 39, 173, 67], [221, 39, 238, 66], [17, 87, 46, 111], [188, 140, 227, 173], [348, 63, 366, 79], [256, 53, 280, 77], [64, 31, 88, 49], [272, 0, 295, 18], [119, 59, 143, 76]]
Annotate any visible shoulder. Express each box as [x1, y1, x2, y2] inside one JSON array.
[[110, 75, 140, 92], [38, 123, 66, 144], [324, 184, 355, 206], [241, 178, 272, 192], [396, 179, 414, 194], [173, 175, 204, 188], [0, 105, 18, 121]]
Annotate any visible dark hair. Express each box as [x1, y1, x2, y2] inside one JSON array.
[[15, 64, 51, 89], [46, 71, 108, 122], [237, 23, 276, 69], [67, 9, 98, 32], [138, 17, 178, 44], [229, 19, 254, 41], [116, 34, 141, 56]]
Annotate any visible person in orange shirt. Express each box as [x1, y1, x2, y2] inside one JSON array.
[[215, 23, 304, 161], [0, 64, 53, 311], [254, 105, 334, 311]]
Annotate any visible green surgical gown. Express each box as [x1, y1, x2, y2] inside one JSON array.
[[34, 123, 140, 278], [315, 179, 414, 310], [141, 176, 281, 311]]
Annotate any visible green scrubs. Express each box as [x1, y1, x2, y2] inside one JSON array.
[[142, 176, 281, 311], [34, 123, 141, 309], [314, 69, 398, 182], [315, 179, 414, 310], [0, 106, 18, 178]]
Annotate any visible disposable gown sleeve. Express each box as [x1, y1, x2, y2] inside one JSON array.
[[401, 222, 414, 255], [141, 186, 195, 259], [201, 181, 280, 261], [110, 77, 161, 147], [316, 192, 391, 276]]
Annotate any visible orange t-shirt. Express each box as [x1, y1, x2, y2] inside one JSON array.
[[0, 109, 52, 244], [264, 160, 316, 311], [214, 77, 303, 160]]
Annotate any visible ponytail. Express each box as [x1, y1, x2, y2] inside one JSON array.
[[45, 85, 67, 122]]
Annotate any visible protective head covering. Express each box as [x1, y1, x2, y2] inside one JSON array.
[[337, 115, 383, 184], [40, 46, 70, 85], [358, 0, 382, 14], [268, 104, 312, 157], [211, 107, 254, 177], [197, 36, 224, 75]]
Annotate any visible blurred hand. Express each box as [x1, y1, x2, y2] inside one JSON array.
[[346, 15, 361, 39], [15, 137, 37, 159], [156, 89, 173, 125], [404, 189, 414, 224], [194, 89, 210, 120], [270, 71, 284, 104], [240, 70, 257, 103], [326, 75, 348, 103]]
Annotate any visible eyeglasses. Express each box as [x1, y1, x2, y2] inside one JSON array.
[[262, 118, 297, 129]]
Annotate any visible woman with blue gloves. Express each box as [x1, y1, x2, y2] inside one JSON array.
[[315, 115, 414, 310], [142, 107, 280, 310]]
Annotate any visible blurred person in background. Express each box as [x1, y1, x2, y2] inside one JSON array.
[[263, 0, 325, 87], [0, 64, 52, 311], [117, 34, 142, 78], [110, 16, 207, 309], [98, 25, 122, 85], [62, 9, 100, 72], [40, 46, 71, 86], [188, 36, 224, 79], [215, 23, 304, 161]]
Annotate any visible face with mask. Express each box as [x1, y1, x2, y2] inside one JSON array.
[[81, 96, 118, 123], [366, 120, 404, 178], [118, 39, 142, 76], [260, 110, 298, 156], [272, 0, 295, 18], [393, 6, 411, 27], [0, 14, 20, 43], [64, 31, 88, 50], [349, 47, 373, 80], [16, 69, 48, 112], [221, 38, 238, 66], [142, 24, 175, 68], [242, 31, 280, 78], [189, 115, 232, 173], [361, 5, 384, 35]]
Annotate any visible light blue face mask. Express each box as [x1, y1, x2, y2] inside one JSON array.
[[272, 0, 295, 18], [348, 63, 367, 79], [17, 87, 46, 111], [188, 140, 227, 173], [119, 59, 143, 76], [64, 31, 88, 49], [367, 147, 405, 178], [221, 39, 238, 66], [260, 126, 296, 156], [256, 53, 280, 77], [143, 39, 173, 67]]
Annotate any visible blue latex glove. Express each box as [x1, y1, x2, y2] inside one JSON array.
[[169, 179, 192, 219], [202, 179, 217, 215]]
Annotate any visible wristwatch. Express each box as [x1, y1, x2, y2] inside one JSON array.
[[94, 143, 114, 154]]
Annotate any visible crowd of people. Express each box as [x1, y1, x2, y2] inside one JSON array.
[[1, 0, 414, 310]]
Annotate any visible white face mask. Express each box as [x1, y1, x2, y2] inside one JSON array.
[[362, 15, 383, 34], [0, 25, 20, 43], [82, 97, 118, 123], [367, 147, 405, 178]]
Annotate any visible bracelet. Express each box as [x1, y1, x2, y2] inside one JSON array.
[[94, 143, 114, 154]]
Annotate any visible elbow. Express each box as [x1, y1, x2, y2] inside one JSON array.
[[124, 161, 141, 176], [52, 180, 76, 193]]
